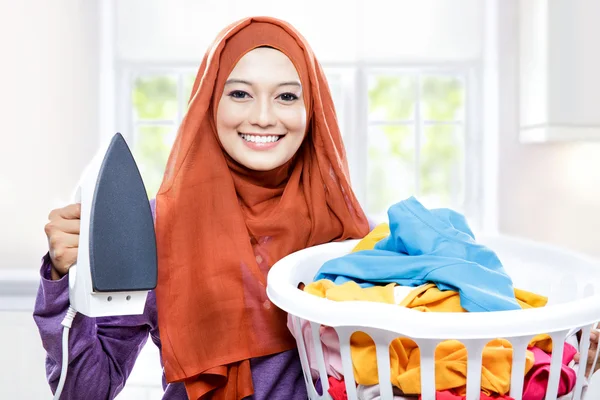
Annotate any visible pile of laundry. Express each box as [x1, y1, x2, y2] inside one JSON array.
[[289, 197, 586, 400]]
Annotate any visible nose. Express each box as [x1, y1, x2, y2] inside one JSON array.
[[248, 98, 276, 128]]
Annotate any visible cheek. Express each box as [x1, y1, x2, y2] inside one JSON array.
[[216, 100, 244, 132], [280, 106, 307, 134]]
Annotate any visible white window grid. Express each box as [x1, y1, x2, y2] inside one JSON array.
[[116, 66, 195, 149], [117, 61, 481, 228]]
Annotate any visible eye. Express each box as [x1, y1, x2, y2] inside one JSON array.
[[278, 92, 299, 102], [228, 90, 251, 99]]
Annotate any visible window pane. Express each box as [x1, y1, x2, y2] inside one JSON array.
[[324, 73, 344, 136], [419, 124, 464, 209], [132, 75, 178, 120], [367, 125, 415, 218], [133, 125, 176, 199], [325, 75, 342, 111], [368, 74, 415, 121], [421, 75, 465, 121]]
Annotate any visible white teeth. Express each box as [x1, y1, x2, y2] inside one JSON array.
[[240, 134, 281, 143]]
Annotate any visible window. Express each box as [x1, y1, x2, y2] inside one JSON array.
[[129, 69, 196, 198], [365, 70, 469, 222], [124, 64, 479, 227]]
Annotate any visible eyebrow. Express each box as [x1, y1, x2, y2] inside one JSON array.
[[224, 79, 302, 88]]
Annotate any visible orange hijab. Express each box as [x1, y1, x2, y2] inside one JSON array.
[[155, 17, 369, 399]]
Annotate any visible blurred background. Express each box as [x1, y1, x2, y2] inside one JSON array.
[[2, 0, 599, 398]]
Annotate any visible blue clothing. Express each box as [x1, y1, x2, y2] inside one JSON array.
[[314, 197, 520, 312]]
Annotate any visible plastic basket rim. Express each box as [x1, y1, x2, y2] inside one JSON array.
[[266, 235, 600, 340]]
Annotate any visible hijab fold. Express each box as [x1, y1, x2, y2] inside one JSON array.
[[155, 16, 369, 400]]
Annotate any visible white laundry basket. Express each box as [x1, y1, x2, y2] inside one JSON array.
[[266, 235, 600, 400]]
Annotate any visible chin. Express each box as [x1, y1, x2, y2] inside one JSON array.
[[244, 160, 281, 171], [236, 152, 287, 171]]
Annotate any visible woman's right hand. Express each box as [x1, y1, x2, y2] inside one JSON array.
[[44, 203, 81, 280]]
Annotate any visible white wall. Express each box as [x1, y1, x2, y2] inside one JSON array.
[[496, 0, 600, 258], [0, 0, 101, 271], [116, 0, 483, 63], [0, 0, 102, 396], [0, 311, 49, 399]]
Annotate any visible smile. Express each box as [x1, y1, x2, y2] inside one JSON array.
[[239, 133, 284, 143]]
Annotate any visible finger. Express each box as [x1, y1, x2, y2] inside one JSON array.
[[51, 218, 81, 235], [574, 353, 581, 362], [61, 232, 80, 248], [58, 203, 81, 220], [51, 247, 78, 272], [591, 330, 599, 343], [49, 231, 79, 250]]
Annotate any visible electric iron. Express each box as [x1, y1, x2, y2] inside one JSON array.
[[69, 132, 158, 317], [53, 132, 157, 399]]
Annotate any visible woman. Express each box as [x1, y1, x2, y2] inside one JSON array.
[[35, 16, 369, 400]]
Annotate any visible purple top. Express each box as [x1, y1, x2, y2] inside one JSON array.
[[32, 199, 308, 400]]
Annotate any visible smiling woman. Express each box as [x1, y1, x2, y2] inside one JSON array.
[[34, 16, 370, 400], [216, 47, 308, 171]]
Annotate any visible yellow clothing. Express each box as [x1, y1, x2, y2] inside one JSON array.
[[305, 279, 396, 304], [400, 284, 548, 312], [399, 283, 551, 354], [352, 334, 531, 395], [351, 222, 391, 252], [306, 279, 547, 395], [302, 223, 551, 395]]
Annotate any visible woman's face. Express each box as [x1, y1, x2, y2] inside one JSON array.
[[216, 47, 307, 171]]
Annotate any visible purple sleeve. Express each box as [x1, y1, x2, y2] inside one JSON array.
[[32, 200, 161, 399], [33, 254, 157, 399]]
